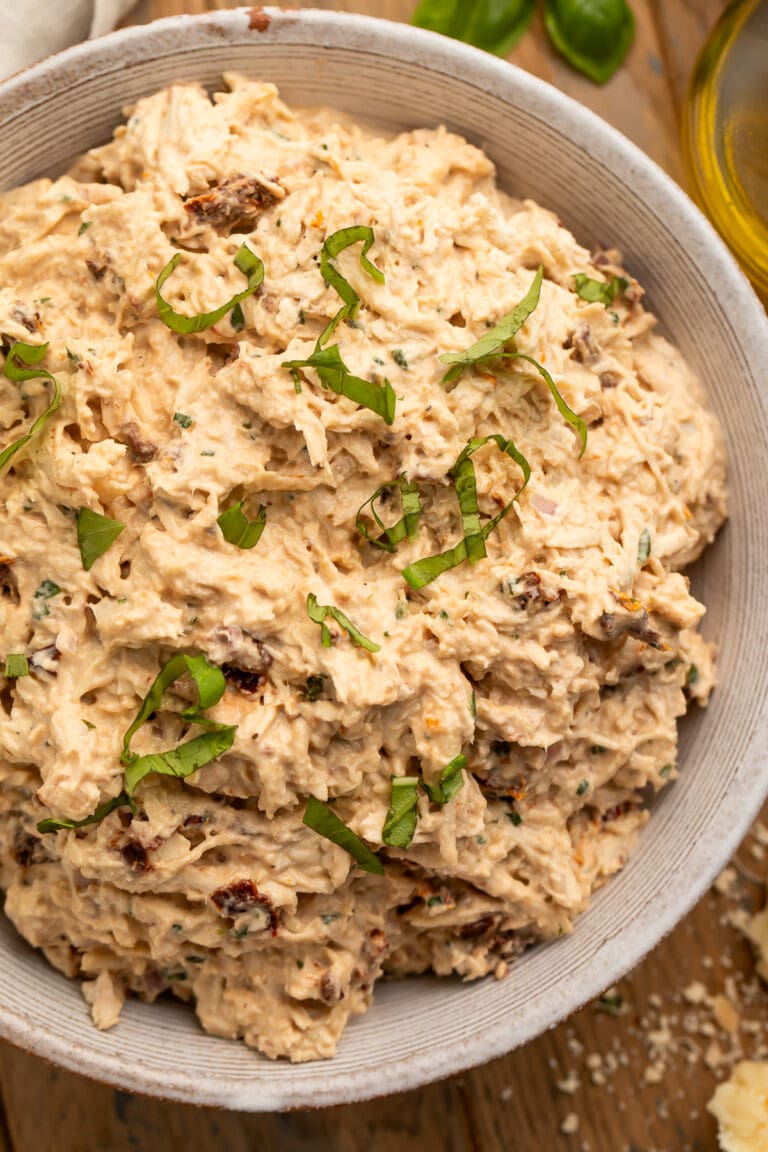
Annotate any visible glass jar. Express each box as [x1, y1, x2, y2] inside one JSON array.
[[683, 0, 768, 302]]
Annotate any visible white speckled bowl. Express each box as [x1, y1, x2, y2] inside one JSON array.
[[1, 6, 767, 1112]]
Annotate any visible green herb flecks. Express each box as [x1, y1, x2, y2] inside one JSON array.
[[0, 342, 62, 476], [382, 776, 420, 849], [306, 593, 380, 653], [174, 412, 193, 429], [217, 500, 267, 550], [412, 0, 536, 56], [302, 674, 326, 702], [356, 475, 422, 552], [77, 507, 125, 571], [37, 791, 134, 834], [573, 272, 628, 305], [637, 528, 651, 566], [155, 242, 264, 334], [302, 795, 384, 875], [422, 754, 466, 805], [78, 221, 92, 236], [401, 434, 530, 589], [32, 578, 62, 620], [440, 265, 543, 386], [543, 0, 635, 84], [4, 654, 28, 678], [121, 653, 236, 795]]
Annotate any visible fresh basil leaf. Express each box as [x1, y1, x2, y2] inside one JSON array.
[[306, 593, 381, 653], [412, 0, 535, 56], [78, 221, 92, 236], [543, 0, 635, 84], [0, 342, 62, 475], [440, 265, 543, 385], [217, 500, 266, 550], [303, 794, 384, 875], [573, 272, 628, 305], [4, 653, 28, 678], [401, 434, 530, 589], [121, 653, 227, 764], [283, 342, 396, 425], [422, 754, 467, 805], [318, 225, 384, 349], [76, 507, 125, 571], [382, 776, 420, 849], [155, 242, 264, 334], [37, 790, 133, 834], [124, 724, 237, 795], [356, 475, 422, 552], [637, 528, 651, 565]]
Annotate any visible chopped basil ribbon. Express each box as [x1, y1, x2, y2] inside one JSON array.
[[318, 225, 385, 348], [282, 226, 396, 425], [422, 754, 467, 805], [543, 0, 635, 85], [76, 507, 125, 571], [284, 344, 396, 424], [0, 342, 62, 476], [306, 593, 380, 653], [121, 653, 236, 795], [37, 791, 134, 834], [502, 353, 588, 457], [440, 265, 543, 386], [303, 795, 384, 875], [412, 0, 535, 56], [4, 654, 28, 678], [356, 475, 422, 552], [382, 776, 420, 849], [155, 242, 264, 334], [401, 435, 530, 590], [572, 273, 628, 305], [217, 500, 266, 549]]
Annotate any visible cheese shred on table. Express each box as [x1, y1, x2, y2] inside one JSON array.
[[0, 77, 726, 1062]]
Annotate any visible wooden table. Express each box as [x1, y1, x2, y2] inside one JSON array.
[[5, 2, 763, 1150]]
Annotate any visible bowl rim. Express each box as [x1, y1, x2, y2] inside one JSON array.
[[0, 4, 767, 1112]]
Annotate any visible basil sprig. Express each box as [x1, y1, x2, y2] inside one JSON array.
[[217, 500, 266, 549], [356, 475, 422, 552], [77, 507, 125, 570], [382, 776, 420, 849], [544, 0, 635, 85], [121, 653, 236, 795], [4, 654, 28, 678], [440, 265, 543, 386], [306, 593, 380, 653], [283, 226, 396, 425], [38, 791, 134, 834], [573, 272, 628, 305], [422, 754, 467, 805], [303, 795, 384, 875], [155, 243, 264, 334], [402, 435, 530, 590], [412, 0, 535, 56], [0, 342, 62, 475]]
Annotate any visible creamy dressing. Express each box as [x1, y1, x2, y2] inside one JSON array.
[[0, 77, 726, 1062]]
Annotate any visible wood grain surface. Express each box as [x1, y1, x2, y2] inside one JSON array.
[[4, 3, 761, 1150]]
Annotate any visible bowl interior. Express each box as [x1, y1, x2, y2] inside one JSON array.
[[1, 7, 767, 1111]]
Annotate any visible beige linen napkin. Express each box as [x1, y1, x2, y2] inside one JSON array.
[[0, 0, 137, 82]]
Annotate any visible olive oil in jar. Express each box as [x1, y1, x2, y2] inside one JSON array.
[[683, 0, 768, 302]]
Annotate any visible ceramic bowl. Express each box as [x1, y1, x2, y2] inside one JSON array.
[[1, 6, 767, 1112]]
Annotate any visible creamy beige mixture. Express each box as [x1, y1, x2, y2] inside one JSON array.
[[0, 77, 726, 1062]]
